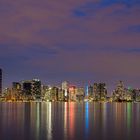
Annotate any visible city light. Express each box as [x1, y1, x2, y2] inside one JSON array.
[[0, 69, 140, 103]]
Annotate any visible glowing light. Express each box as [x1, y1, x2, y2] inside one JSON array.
[[127, 103, 132, 134], [36, 103, 40, 139], [64, 90, 68, 96], [85, 102, 89, 135], [64, 103, 68, 139], [69, 103, 75, 139], [47, 102, 52, 140], [69, 86, 76, 94]]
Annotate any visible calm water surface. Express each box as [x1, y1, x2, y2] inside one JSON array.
[[0, 102, 140, 140]]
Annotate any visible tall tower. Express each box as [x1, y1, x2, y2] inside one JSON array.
[[32, 79, 41, 99], [0, 69, 2, 95], [93, 83, 107, 100], [62, 81, 69, 96], [22, 81, 32, 96]]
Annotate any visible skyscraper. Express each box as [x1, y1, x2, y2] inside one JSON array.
[[32, 79, 41, 99], [112, 81, 127, 101], [93, 83, 107, 101], [98, 83, 107, 99], [88, 85, 94, 97], [22, 79, 41, 99], [22, 81, 32, 96], [69, 85, 76, 101], [62, 81, 69, 96], [12, 82, 21, 90], [0, 69, 2, 95], [12, 82, 22, 100]]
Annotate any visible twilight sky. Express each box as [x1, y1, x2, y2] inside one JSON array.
[[0, 0, 140, 91]]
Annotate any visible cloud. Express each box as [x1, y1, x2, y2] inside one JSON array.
[[0, 0, 140, 50], [0, 0, 140, 89]]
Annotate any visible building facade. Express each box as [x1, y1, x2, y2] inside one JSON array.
[[94, 83, 107, 101]]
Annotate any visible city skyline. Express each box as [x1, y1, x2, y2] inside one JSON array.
[[0, 68, 140, 89], [1, 68, 139, 92], [1, 74, 140, 102], [0, 1, 140, 140]]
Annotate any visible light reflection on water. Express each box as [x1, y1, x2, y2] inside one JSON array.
[[0, 102, 140, 140], [85, 102, 89, 138]]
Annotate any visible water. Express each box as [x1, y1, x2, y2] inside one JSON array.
[[0, 102, 139, 140]]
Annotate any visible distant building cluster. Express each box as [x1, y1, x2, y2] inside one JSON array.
[[0, 68, 140, 102]]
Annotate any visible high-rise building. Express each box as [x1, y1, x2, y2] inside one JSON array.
[[84, 84, 94, 99], [22, 79, 41, 99], [62, 81, 69, 98], [112, 81, 128, 101], [32, 79, 41, 99], [69, 85, 76, 101], [93, 83, 107, 100], [22, 81, 32, 96], [12, 82, 21, 90], [43, 85, 52, 101], [93, 83, 98, 94], [75, 87, 84, 101], [12, 82, 22, 100], [0, 69, 2, 95], [98, 83, 107, 99], [58, 88, 65, 101], [51, 86, 59, 101], [88, 85, 94, 97], [132, 89, 140, 101]]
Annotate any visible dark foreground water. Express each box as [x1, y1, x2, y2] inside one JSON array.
[[0, 102, 140, 140]]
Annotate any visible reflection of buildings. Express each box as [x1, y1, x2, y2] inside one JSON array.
[[46, 103, 52, 140], [69, 103, 75, 139], [113, 103, 124, 137], [126, 103, 132, 133], [85, 102, 89, 136], [24, 103, 31, 139], [36, 103, 41, 139], [102, 103, 107, 136], [64, 103, 68, 140]]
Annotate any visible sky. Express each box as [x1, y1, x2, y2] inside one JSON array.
[[0, 0, 140, 92]]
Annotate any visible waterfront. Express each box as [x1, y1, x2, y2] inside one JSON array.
[[0, 102, 140, 140]]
